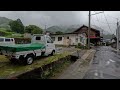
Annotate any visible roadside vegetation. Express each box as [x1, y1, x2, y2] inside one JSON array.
[[0, 51, 74, 78], [75, 43, 88, 49]]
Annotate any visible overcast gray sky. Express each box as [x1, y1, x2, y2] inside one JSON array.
[[0, 11, 119, 34]]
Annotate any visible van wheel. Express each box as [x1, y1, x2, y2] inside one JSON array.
[[10, 59, 16, 64], [51, 50, 55, 56], [25, 56, 34, 65]]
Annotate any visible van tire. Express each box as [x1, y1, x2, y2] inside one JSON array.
[[25, 55, 34, 65], [51, 50, 55, 56], [9, 59, 17, 64]]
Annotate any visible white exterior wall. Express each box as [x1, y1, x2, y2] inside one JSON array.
[[51, 35, 64, 45], [78, 34, 87, 46], [67, 34, 78, 45], [51, 33, 87, 46]]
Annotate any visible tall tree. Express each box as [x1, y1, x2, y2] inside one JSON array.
[[25, 25, 43, 34], [9, 18, 24, 34]]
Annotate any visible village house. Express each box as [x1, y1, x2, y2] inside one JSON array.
[[23, 25, 102, 46], [50, 33, 87, 46], [50, 25, 101, 46]]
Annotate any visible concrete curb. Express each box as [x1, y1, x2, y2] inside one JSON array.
[[80, 49, 96, 79], [57, 49, 96, 79]]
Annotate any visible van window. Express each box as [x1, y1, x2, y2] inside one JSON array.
[[11, 39, 13, 41], [47, 37, 53, 43], [0, 38, 4, 42], [36, 37, 41, 40], [51, 37, 55, 41], [5, 38, 10, 42]]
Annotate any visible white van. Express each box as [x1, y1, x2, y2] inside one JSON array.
[[0, 37, 15, 46], [0, 35, 55, 65]]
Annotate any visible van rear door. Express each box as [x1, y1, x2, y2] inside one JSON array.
[[0, 37, 5, 46], [45, 36, 55, 55]]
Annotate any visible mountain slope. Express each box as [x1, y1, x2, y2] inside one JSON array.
[[0, 17, 13, 30], [45, 26, 65, 33], [46, 25, 82, 33]]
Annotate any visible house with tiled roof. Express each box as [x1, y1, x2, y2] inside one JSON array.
[[50, 25, 102, 46]]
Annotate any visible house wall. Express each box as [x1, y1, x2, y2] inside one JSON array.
[[63, 34, 78, 45], [75, 27, 99, 37], [51, 34, 87, 46], [51, 35, 64, 45], [78, 34, 87, 46]]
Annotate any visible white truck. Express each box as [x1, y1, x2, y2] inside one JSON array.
[[0, 34, 56, 65]]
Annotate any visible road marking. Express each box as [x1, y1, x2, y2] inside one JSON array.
[[94, 72, 98, 76], [106, 61, 110, 65], [109, 59, 115, 62], [106, 59, 115, 66], [100, 71, 103, 78]]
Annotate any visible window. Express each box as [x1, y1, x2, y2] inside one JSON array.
[[51, 37, 55, 41], [76, 38, 78, 42], [36, 37, 41, 40], [67, 37, 69, 39], [11, 39, 13, 41], [5, 38, 10, 42], [58, 37, 62, 41], [47, 37, 53, 43], [0, 38, 4, 42], [80, 36, 83, 42]]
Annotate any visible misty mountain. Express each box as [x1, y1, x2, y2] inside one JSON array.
[[91, 25, 111, 35], [45, 26, 64, 33], [46, 24, 82, 33], [0, 17, 13, 30], [103, 34, 113, 40]]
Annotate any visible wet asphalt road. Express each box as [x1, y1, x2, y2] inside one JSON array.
[[83, 46, 120, 79]]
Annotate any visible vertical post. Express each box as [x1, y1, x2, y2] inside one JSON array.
[[117, 19, 119, 52], [88, 11, 91, 49], [45, 25, 46, 31], [45, 25, 47, 34]]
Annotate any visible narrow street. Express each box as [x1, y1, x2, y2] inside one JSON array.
[[83, 46, 120, 79]]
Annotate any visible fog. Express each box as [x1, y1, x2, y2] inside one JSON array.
[[0, 11, 119, 34]]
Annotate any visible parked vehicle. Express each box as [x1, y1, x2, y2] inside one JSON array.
[[0, 34, 55, 65], [0, 37, 15, 46]]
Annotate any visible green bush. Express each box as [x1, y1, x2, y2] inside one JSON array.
[[0, 28, 15, 37], [75, 43, 88, 49]]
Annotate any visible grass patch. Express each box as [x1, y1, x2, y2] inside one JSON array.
[[0, 51, 71, 78]]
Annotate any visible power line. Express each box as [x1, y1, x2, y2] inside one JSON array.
[[94, 11, 102, 26], [93, 11, 111, 35], [106, 14, 120, 20], [93, 19, 116, 24], [91, 15, 96, 26], [93, 11, 104, 36], [103, 12, 113, 34]]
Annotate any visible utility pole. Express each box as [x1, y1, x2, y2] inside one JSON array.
[[117, 18, 119, 52], [44, 24, 47, 34], [45, 25, 47, 31], [88, 11, 104, 49], [88, 11, 91, 49]]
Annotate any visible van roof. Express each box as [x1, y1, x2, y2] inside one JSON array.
[[0, 37, 14, 39], [0, 37, 5, 38]]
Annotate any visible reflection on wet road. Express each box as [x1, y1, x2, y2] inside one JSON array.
[[83, 46, 120, 79]]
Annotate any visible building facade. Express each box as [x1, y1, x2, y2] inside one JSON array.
[[50, 25, 101, 46], [50, 33, 87, 46]]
